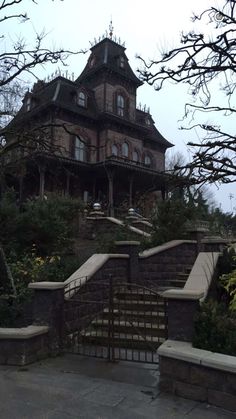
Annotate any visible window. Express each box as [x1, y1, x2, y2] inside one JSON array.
[[117, 94, 125, 117], [122, 142, 129, 158], [78, 91, 86, 107], [144, 155, 151, 167], [119, 56, 125, 68], [112, 144, 118, 156], [26, 97, 31, 112], [75, 136, 86, 161], [132, 150, 139, 162]]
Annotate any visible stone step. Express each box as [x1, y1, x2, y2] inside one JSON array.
[[91, 319, 167, 337], [102, 308, 166, 321], [79, 330, 166, 351]]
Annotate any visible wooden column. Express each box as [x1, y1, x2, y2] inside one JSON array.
[[107, 170, 114, 217], [65, 172, 71, 196], [38, 164, 46, 200], [129, 175, 134, 208], [19, 175, 24, 203]]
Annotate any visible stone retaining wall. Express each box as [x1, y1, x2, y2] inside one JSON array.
[[0, 326, 49, 365], [139, 241, 197, 284], [158, 340, 236, 412]]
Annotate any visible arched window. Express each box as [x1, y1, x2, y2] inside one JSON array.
[[144, 154, 152, 167], [111, 144, 118, 156], [122, 142, 129, 158], [117, 94, 125, 116], [132, 150, 139, 162], [75, 136, 86, 161], [78, 91, 86, 107]]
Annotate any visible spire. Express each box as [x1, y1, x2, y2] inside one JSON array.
[[109, 19, 114, 39]]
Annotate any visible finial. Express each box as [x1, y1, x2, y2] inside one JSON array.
[[109, 19, 114, 39]]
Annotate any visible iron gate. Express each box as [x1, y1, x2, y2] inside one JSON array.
[[64, 276, 168, 363]]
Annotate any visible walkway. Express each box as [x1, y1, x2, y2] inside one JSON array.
[[0, 354, 235, 418]]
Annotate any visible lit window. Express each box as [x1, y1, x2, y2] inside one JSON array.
[[117, 94, 125, 116], [144, 155, 151, 167], [75, 136, 86, 161], [78, 91, 86, 107], [112, 144, 118, 156], [132, 150, 139, 162], [122, 142, 129, 158]]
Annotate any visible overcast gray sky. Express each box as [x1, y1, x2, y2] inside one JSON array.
[[3, 0, 236, 212]]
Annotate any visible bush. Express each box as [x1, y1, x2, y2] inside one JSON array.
[[193, 300, 236, 356], [8, 250, 81, 285], [0, 193, 84, 257]]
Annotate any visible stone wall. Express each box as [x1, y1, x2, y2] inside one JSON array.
[[0, 326, 49, 366], [158, 341, 236, 412], [139, 242, 197, 286]]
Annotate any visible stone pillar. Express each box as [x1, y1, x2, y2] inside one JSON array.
[[115, 241, 140, 283], [28, 282, 65, 355], [162, 289, 204, 342]]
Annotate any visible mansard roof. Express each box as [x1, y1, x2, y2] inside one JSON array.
[[76, 37, 143, 87]]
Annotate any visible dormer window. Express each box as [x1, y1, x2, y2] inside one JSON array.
[[77, 91, 86, 107], [119, 56, 125, 68], [117, 94, 125, 117], [26, 97, 31, 112]]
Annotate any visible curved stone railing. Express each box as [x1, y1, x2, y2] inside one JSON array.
[[139, 239, 196, 259], [64, 253, 129, 298]]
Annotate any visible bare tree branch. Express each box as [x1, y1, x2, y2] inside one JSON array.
[[138, 0, 236, 185]]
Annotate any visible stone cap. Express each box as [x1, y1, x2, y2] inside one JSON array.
[[0, 325, 49, 340], [115, 241, 141, 246], [158, 340, 236, 373], [139, 240, 196, 259], [162, 289, 205, 300], [28, 282, 65, 290]]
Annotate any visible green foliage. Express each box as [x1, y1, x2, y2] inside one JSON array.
[[0, 290, 33, 327], [193, 300, 236, 356], [8, 249, 81, 285], [219, 255, 236, 311], [148, 198, 193, 246], [0, 193, 83, 256]]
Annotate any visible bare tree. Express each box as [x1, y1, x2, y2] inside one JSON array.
[[0, 0, 84, 174], [137, 0, 236, 185]]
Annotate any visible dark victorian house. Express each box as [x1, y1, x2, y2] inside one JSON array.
[[4, 33, 172, 216]]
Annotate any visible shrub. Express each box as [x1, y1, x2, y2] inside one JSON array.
[[193, 300, 236, 356]]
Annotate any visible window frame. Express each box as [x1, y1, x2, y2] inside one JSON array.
[[117, 94, 125, 117], [121, 142, 129, 158], [111, 144, 118, 156], [144, 154, 152, 167], [74, 136, 86, 162], [77, 91, 87, 108]]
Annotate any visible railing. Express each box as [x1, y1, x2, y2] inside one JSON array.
[[64, 276, 88, 299], [105, 155, 155, 171]]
